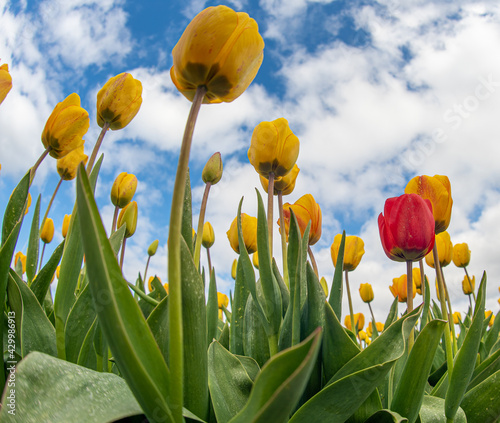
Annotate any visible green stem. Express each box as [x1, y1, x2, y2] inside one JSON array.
[[345, 270, 357, 337], [119, 237, 126, 270], [126, 281, 160, 306], [307, 246, 319, 278], [419, 259, 426, 299], [442, 270, 458, 354], [207, 247, 212, 276], [168, 85, 206, 423], [193, 182, 211, 271], [86, 122, 109, 174], [38, 243, 47, 273], [278, 191, 289, 288], [40, 176, 63, 234], [368, 302, 376, 326], [30, 147, 51, 184], [269, 333, 279, 356], [143, 256, 151, 288], [464, 266, 476, 302], [267, 172, 275, 256], [111, 205, 119, 234], [406, 260, 414, 351]]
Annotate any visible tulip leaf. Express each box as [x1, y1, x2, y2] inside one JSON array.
[[76, 316, 98, 369], [385, 297, 399, 329], [391, 319, 447, 423], [290, 307, 421, 423], [30, 240, 64, 306], [484, 311, 500, 355], [231, 256, 249, 355], [26, 194, 41, 284], [461, 369, 500, 422], [7, 269, 57, 358], [419, 395, 466, 423], [146, 295, 169, 364], [207, 268, 219, 345], [364, 410, 408, 422], [182, 170, 194, 254], [244, 293, 270, 367], [75, 164, 173, 422], [467, 347, 500, 391], [208, 340, 255, 423], [420, 275, 431, 331], [273, 259, 289, 317], [445, 271, 487, 420], [328, 230, 345, 319], [229, 328, 322, 423]]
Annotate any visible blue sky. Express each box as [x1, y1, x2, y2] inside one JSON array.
[[1, 0, 500, 321]]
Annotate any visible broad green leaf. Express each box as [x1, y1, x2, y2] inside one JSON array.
[[230, 328, 322, 423], [364, 410, 408, 423], [243, 293, 270, 367], [7, 269, 57, 357], [0, 351, 143, 423], [484, 311, 500, 355], [445, 271, 487, 420], [207, 268, 219, 345], [272, 259, 289, 317], [468, 347, 500, 390], [76, 164, 173, 422], [461, 369, 500, 423], [181, 170, 194, 254], [208, 340, 255, 423], [30, 240, 64, 306], [109, 223, 126, 255], [26, 194, 41, 283], [391, 319, 447, 423], [385, 297, 399, 329], [419, 395, 466, 423], [328, 230, 345, 318], [146, 295, 169, 364], [230, 257, 249, 355], [76, 317, 98, 370]]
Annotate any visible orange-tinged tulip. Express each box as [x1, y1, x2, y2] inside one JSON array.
[[41, 93, 89, 159], [62, 214, 71, 238], [40, 218, 54, 244], [425, 231, 453, 268], [171, 5, 264, 104], [260, 164, 300, 196], [227, 213, 258, 254], [405, 175, 453, 234], [164, 283, 169, 294], [0, 63, 13, 105], [202, 221, 215, 248], [359, 283, 374, 303], [56, 146, 88, 180], [248, 117, 299, 179], [462, 275, 475, 295], [453, 243, 471, 268], [367, 322, 384, 338], [390, 274, 416, 303], [344, 313, 365, 331], [111, 172, 138, 208], [280, 194, 322, 246], [97, 73, 142, 130], [14, 251, 26, 275], [331, 234, 365, 272], [117, 201, 138, 238]]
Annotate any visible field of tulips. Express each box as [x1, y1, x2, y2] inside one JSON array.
[[1, 5, 500, 423]]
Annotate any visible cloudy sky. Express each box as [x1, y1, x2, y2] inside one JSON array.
[[1, 0, 499, 322]]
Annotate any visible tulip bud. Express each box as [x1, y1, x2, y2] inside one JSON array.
[[217, 292, 229, 309], [57, 146, 88, 180], [170, 5, 264, 103], [164, 283, 169, 294], [359, 283, 374, 303], [62, 214, 71, 238], [280, 194, 322, 246], [331, 234, 365, 272], [425, 231, 453, 268], [320, 277, 328, 297], [231, 259, 237, 280], [40, 218, 55, 244], [202, 221, 215, 248], [202, 152, 223, 185], [0, 63, 13, 105], [14, 251, 26, 275], [412, 267, 422, 291], [41, 93, 89, 159], [227, 213, 258, 254], [111, 172, 138, 208], [260, 164, 300, 196], [344, 313, 365, 331], [452, 243, 471, 268], [117, 201, 138, 238], [97, 73, 143, 130], [462, 275, 475, 295], [148, 239, 159, 256], [453, 311, 461, 325]]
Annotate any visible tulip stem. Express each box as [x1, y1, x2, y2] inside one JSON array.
[[267, 172, 275, 257], [345, 270, 357, 338], [308, 246, 319, 278], [406, 260, 414, 351], [368, 303, 376, 327], [30, 147, 51, 184], [419, 259, 426, 300], [441, 272, 458, 355], [278, 191, 289, 288], [119, 238, 127, 270], [194, 182, 211, 271], [433, 243, 454, 379], [111, 205, 119, 234], [168, 85, 206, 423], [40, 176, 63, 237], [143, 256, 151, 289], [464, 266, 476, 302], [86, 122, 110, 174], [38, 243, 47, 273], [206, 247, 213, 276]]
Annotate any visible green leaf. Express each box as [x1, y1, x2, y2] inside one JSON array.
[[364, 410, 408, 423], [230, 328, 322, 423], [109, 223, 126, 256], [146, 295, 169, 364], [385, 297, 399, 328], [207, 268, 219, 345], [328, 230, 345, 318], [445, 271, 487, 420], [419, 395, 466, 423], [75, 164, 173, 422], [76, 317, 98, 369], [391, 319, 447, 423], [208, 340, 255, 423], [0, 351, 143, 423], [7, 269, 57, 357], [26, 194, 41, 283], [272, 259, 289, 317], [461, 369, 500, 423], [181, 170, 194, 254], [468, 347, 500, 390], [484, 310, 500, 355], [30, 240, 64, 306], [420, 276, 431, 331], [243, 293, 270, 367], [231, 257, 249, 356]]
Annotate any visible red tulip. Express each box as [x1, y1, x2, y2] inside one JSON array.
[[378, 193, 435, 262]]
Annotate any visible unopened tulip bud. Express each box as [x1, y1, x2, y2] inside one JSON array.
[[453, 311, 461, 325], [202, 152, 223, 185], [40, 218, 55, 244], [148, 239, 159, 256], [452, 243, 471, 268], [227, 213, 258, 254], [462, 275, 475, 295], [56, 265, 61, 279], [117, 201, 138, 238], [111, 172, 138, 208], [202, 221, 215, 248], [359, 283, 374, 303], [217, 292, 229, 309], [62, 214, 71, 238]]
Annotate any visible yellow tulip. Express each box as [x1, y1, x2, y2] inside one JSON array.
[[202, 221, 215, 248], [280, 194, 322, 246], [359, 283, 374, 303], [252, 251, 259, 269], [405, 175, 453, 234], [202, 152, 223, 185], [56, 265, 61, 279], [367, 322, 384, 338], [320, 277, 329, 297], [25, 192, 32, 215], [148, 239, 159, 256], [148, 276, 163, 292], [14, 251, 26, 274], [462, 275, 475, 295], [40, 218, 55, 244], [344, 313, 365, 331], [260, 164, 300, 196], [0, 63, 13, 105], [412, 267, 422, 293], [425, 231, 453, 268], [331, 234, 365, 272], [485, 311, 494, 328], [117, 201, 138, 238], [164, 283, 169, 294], [390, 274, 416, 303], [231, 259, 237, 280], [41, 93, 89, 159], [111, 172, 138, 208], [97, 73, 142, 130], [453, 243, 471, 268], [358, 330, 367, 341], [171, 5, 264, 104], [226, 213, 258, 254], [56, 146, 88, 180], [217, 292, 229, 309], [248, 118, 300, 179], [452, 311, 461, 325], [62, 214, 71, 238]]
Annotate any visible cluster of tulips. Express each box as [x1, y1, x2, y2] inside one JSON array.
[[1, 5, 500, 423]]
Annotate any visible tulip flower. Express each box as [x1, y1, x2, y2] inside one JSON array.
[[62, 214, 71, 238], [252, 251, 259, 269], [218, 292, 229, 320], [359, 283, 374, 303], [413, 267, 423, 295], [331, 234, 365, 272], [367, 322, 384, 338], [462, 275, 475, 296], [280, 194, 322, 246], [111, 172, 138, 208], [227, 213, 258, 254], [56, 146, 88, 180], [40, 218, 55, 244], [260, 164, 300, 196], [231, 259, 237, 280], [97, 73, 143, 130], [390, 274, 416, 303], [485, 311, 494, 328], [405, 175, 453, 234], [202, 152, 223, 185], [14, 251, 26, 275], [425, 231, 453, 268], [344, 313, 365, 332], [320, 277, 329, 297], [148, 240, 159, 256], [452, 311, 461, 325], [0, 63, 13, 105], [202, 222, 215, 249], [24, 193, 32, 216], [171, 5, 264, 104], [117, 201, 138, 239], [453, 243, 471, 268], [41, 93, 89, 159]]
